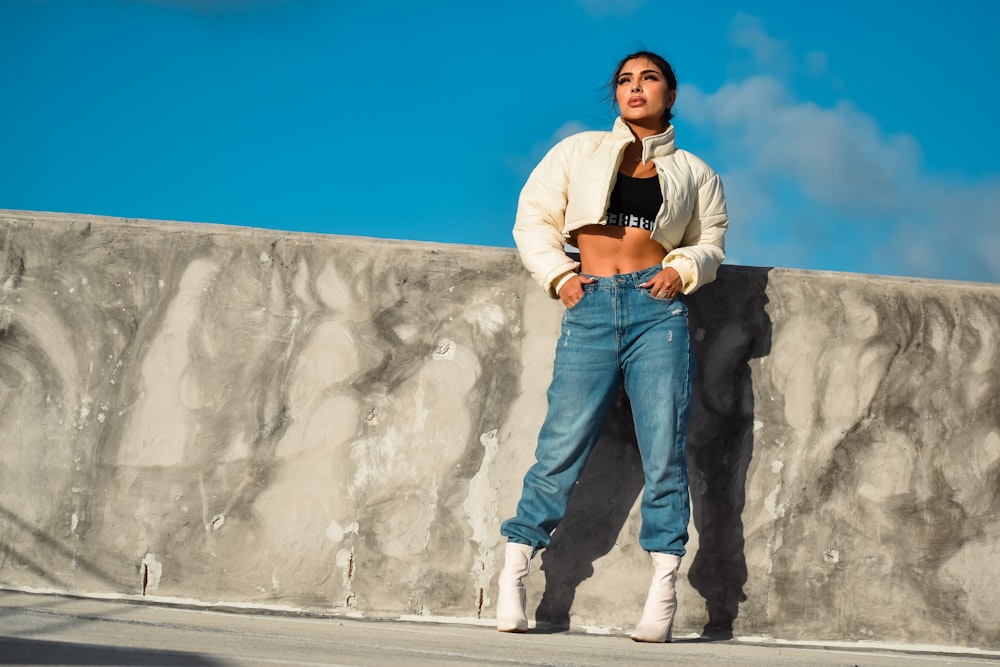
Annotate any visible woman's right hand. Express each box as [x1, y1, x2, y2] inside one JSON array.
[[558, 274, 596, 308]]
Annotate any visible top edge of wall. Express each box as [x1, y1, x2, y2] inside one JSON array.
[[3, 208, 998, 290]]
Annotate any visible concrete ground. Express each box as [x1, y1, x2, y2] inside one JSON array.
[[1, 591, 997, 667]]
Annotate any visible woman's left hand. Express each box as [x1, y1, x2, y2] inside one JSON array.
[[640, 267, 683, 299]]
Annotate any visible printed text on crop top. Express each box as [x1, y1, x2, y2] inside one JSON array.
[[605, 173, 663, 231]]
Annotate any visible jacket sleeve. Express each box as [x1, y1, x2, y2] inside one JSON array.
[[512, 139, 581, 298], [662, 159, 728, 294]]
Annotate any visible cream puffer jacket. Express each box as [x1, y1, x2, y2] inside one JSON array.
[[513, 117, 728, 298]]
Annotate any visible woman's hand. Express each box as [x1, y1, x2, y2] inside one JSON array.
[[640, 267, 682, 299], [558, 274, 596, 308]]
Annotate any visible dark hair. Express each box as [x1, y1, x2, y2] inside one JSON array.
[[607, 50, 678, 125]]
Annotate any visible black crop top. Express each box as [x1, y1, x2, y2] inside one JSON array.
[[606, 173, 662, 231]]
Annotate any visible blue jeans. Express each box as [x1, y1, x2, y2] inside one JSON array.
[[501, 265, 693, 555]]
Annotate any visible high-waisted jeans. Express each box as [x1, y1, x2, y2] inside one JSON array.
[[501, 265, 693, 555]]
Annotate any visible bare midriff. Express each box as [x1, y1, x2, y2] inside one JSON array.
[[573, 225, 666, 276]]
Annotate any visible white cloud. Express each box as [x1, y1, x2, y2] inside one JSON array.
[[804, 50, 829, 78], [729, 13, 795, 75], [504, 121, 591, 179], [727, 13, 831, 83], [550, 121, 590, 144], [680, 17, 999, 283], [683, 76, 921, 216], [886, 177, 1000, 283]]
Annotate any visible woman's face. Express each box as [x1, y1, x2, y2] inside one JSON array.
[[615, 57, 676, 131]]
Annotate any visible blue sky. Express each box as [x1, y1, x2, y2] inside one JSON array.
[[2, 0, 998, 284]]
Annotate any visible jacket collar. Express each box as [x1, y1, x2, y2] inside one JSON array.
[[612, 116, 676, 162]]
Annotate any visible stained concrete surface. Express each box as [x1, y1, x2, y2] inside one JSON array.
[[2, 591, 998, 667], [1, 210, 999, 651]]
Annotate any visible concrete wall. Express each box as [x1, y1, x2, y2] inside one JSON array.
[[1, 210, 998, 649]]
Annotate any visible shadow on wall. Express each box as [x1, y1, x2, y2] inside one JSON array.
[[686, 266, 772, 638], [532, 266, 772, 637]]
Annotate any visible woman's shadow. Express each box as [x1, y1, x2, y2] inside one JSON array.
[[533, 265, 772, 638]]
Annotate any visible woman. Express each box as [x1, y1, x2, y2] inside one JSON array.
[[496, 51, 728, 642]]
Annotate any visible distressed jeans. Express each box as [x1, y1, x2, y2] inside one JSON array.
[[501, 265, 693, 555]]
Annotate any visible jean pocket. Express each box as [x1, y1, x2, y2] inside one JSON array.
[[566, 290, 589, 310], [639, 287, 677, 304]]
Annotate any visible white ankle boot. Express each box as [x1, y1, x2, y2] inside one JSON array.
[[496, 542, 533, 632], [630, 552, 681, 642]]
